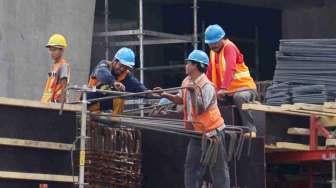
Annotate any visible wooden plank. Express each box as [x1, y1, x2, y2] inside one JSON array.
[[0, 97, 81, 112], [275, 142, 310, 151], [287, 127, 311, 136], [324, 102, 336, 109], [0, 138, 73, 151], [266, 142, 310, 152], [243, 103, 336, 117], [242, 103, 309, 116], [0, 171, 78, 183], [320, 116, 336, 127], [289, 103, 336, 115]]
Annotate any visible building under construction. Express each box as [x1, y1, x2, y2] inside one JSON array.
[[1, 0, 336, 188]]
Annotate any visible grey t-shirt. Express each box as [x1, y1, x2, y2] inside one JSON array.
[[57, 63, 70, 80]]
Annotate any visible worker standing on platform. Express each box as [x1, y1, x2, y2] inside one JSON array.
[[41, 34, 70, 103], [205, 24, 257, 137], [155, 50, 230, 188], [87, 47, 147, 113]]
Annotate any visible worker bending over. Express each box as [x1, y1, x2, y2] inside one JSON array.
[[88, 47, 147, 113], [155, 50, 230, 188], [41, 34, 70, 103], [205, 24, 257, 137]]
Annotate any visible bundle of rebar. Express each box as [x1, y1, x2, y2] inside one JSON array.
[[85, 120, 142, 188]]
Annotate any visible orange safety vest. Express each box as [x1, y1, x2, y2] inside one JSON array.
[[88, 70, 129, 114], [181, 74, 224, 133], [209, 40, 256, 93], [41, 58, 70, 103]]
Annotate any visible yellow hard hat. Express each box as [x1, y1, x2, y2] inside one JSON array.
[[46, 34, 67, 48]]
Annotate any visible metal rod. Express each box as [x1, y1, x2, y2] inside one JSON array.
[[78, 87, 88, 188], [87, 87, 186, 103], [92, 118, 201, 138], [139, 0, 144, 117], [68, 85, 131, 95], [104, 0, 109, 59], [333, 160, 336, 188], [255, 26, 259, 80], [193, 0, 198, 49]]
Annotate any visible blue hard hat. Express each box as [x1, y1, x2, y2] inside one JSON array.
[[185, 49, 209, 65], [205, 24, 225, 44], [114, 47, 135, 68]]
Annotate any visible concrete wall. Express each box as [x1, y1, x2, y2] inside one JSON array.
[[0, 0, 95, 100], [282, 2, 336, 38]]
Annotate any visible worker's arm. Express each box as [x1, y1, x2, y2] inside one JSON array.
[[161, 92, 183, 105], [205, 58, 212, 80], [221, 44, 237, 90], [153, 87, 183, 104], [195, 83, 216, 114], [54, 63, 70, 103], [55, 78, 68, 103], [125, 75, 147, 93]]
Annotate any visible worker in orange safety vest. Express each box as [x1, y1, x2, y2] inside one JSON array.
[[154, 50, 230, 188], [41, 34, 70, 103], [205, 24, 257, 137]]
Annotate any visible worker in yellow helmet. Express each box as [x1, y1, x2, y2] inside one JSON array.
[[41, 34, 70, 103]]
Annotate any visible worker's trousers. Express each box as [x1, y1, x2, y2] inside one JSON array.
[[232, 89, 257, 132], [184, 138, 230, 188]]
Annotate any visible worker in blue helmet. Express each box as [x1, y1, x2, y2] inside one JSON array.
[[87, 47, 147, 112], [205, 24, 257, 137], [154, 50, 230, 188]]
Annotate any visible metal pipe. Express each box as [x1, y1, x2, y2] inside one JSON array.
[[193, 0, 198, 49], [87, 86, 186, 103], [255, 26, 259, 80], [104, 0, 109, 59], [139, 0, 144, 117], [78, 86, 88, 188], [333, 160, 336, 188]]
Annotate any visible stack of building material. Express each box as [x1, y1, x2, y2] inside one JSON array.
[[266, 39, 336, 105], [266, 83, 327, 106], [266, 82, 291, 106], [291, 85, 327, 104]]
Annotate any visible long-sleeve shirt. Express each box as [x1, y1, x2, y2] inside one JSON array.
[[92, 60, 147, 92], [206, 40, 245, 90]]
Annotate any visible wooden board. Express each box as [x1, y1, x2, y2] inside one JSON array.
[[287, 127, 312, 136], [0, 97, 81, 112], [0, 171, 78, 182], [0, 137, 73, 151], [266, 142, 310, 152], [242, 103, 336, 117]]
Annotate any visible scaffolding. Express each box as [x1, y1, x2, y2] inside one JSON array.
[[94, 0, 198, 85]]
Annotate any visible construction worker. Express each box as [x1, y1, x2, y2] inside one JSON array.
[[155, 50, 230, 188], [87, 47, 147, 113], [205, 24, 257, 137], [41, 34, 70, 103]]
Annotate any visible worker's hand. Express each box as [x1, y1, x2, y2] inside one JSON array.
[[113, 81, 125, 91], [153, 87, 165, 97], [217, 89, 228, 100], [186, 84, 196, 92]]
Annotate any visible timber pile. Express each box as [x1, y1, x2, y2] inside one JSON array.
[[243, 102, 336, 151], [266, 39, 336, 105]]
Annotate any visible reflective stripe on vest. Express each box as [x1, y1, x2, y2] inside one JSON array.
[[41, 59, 70, 103], [209, 40, 256, 93]]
